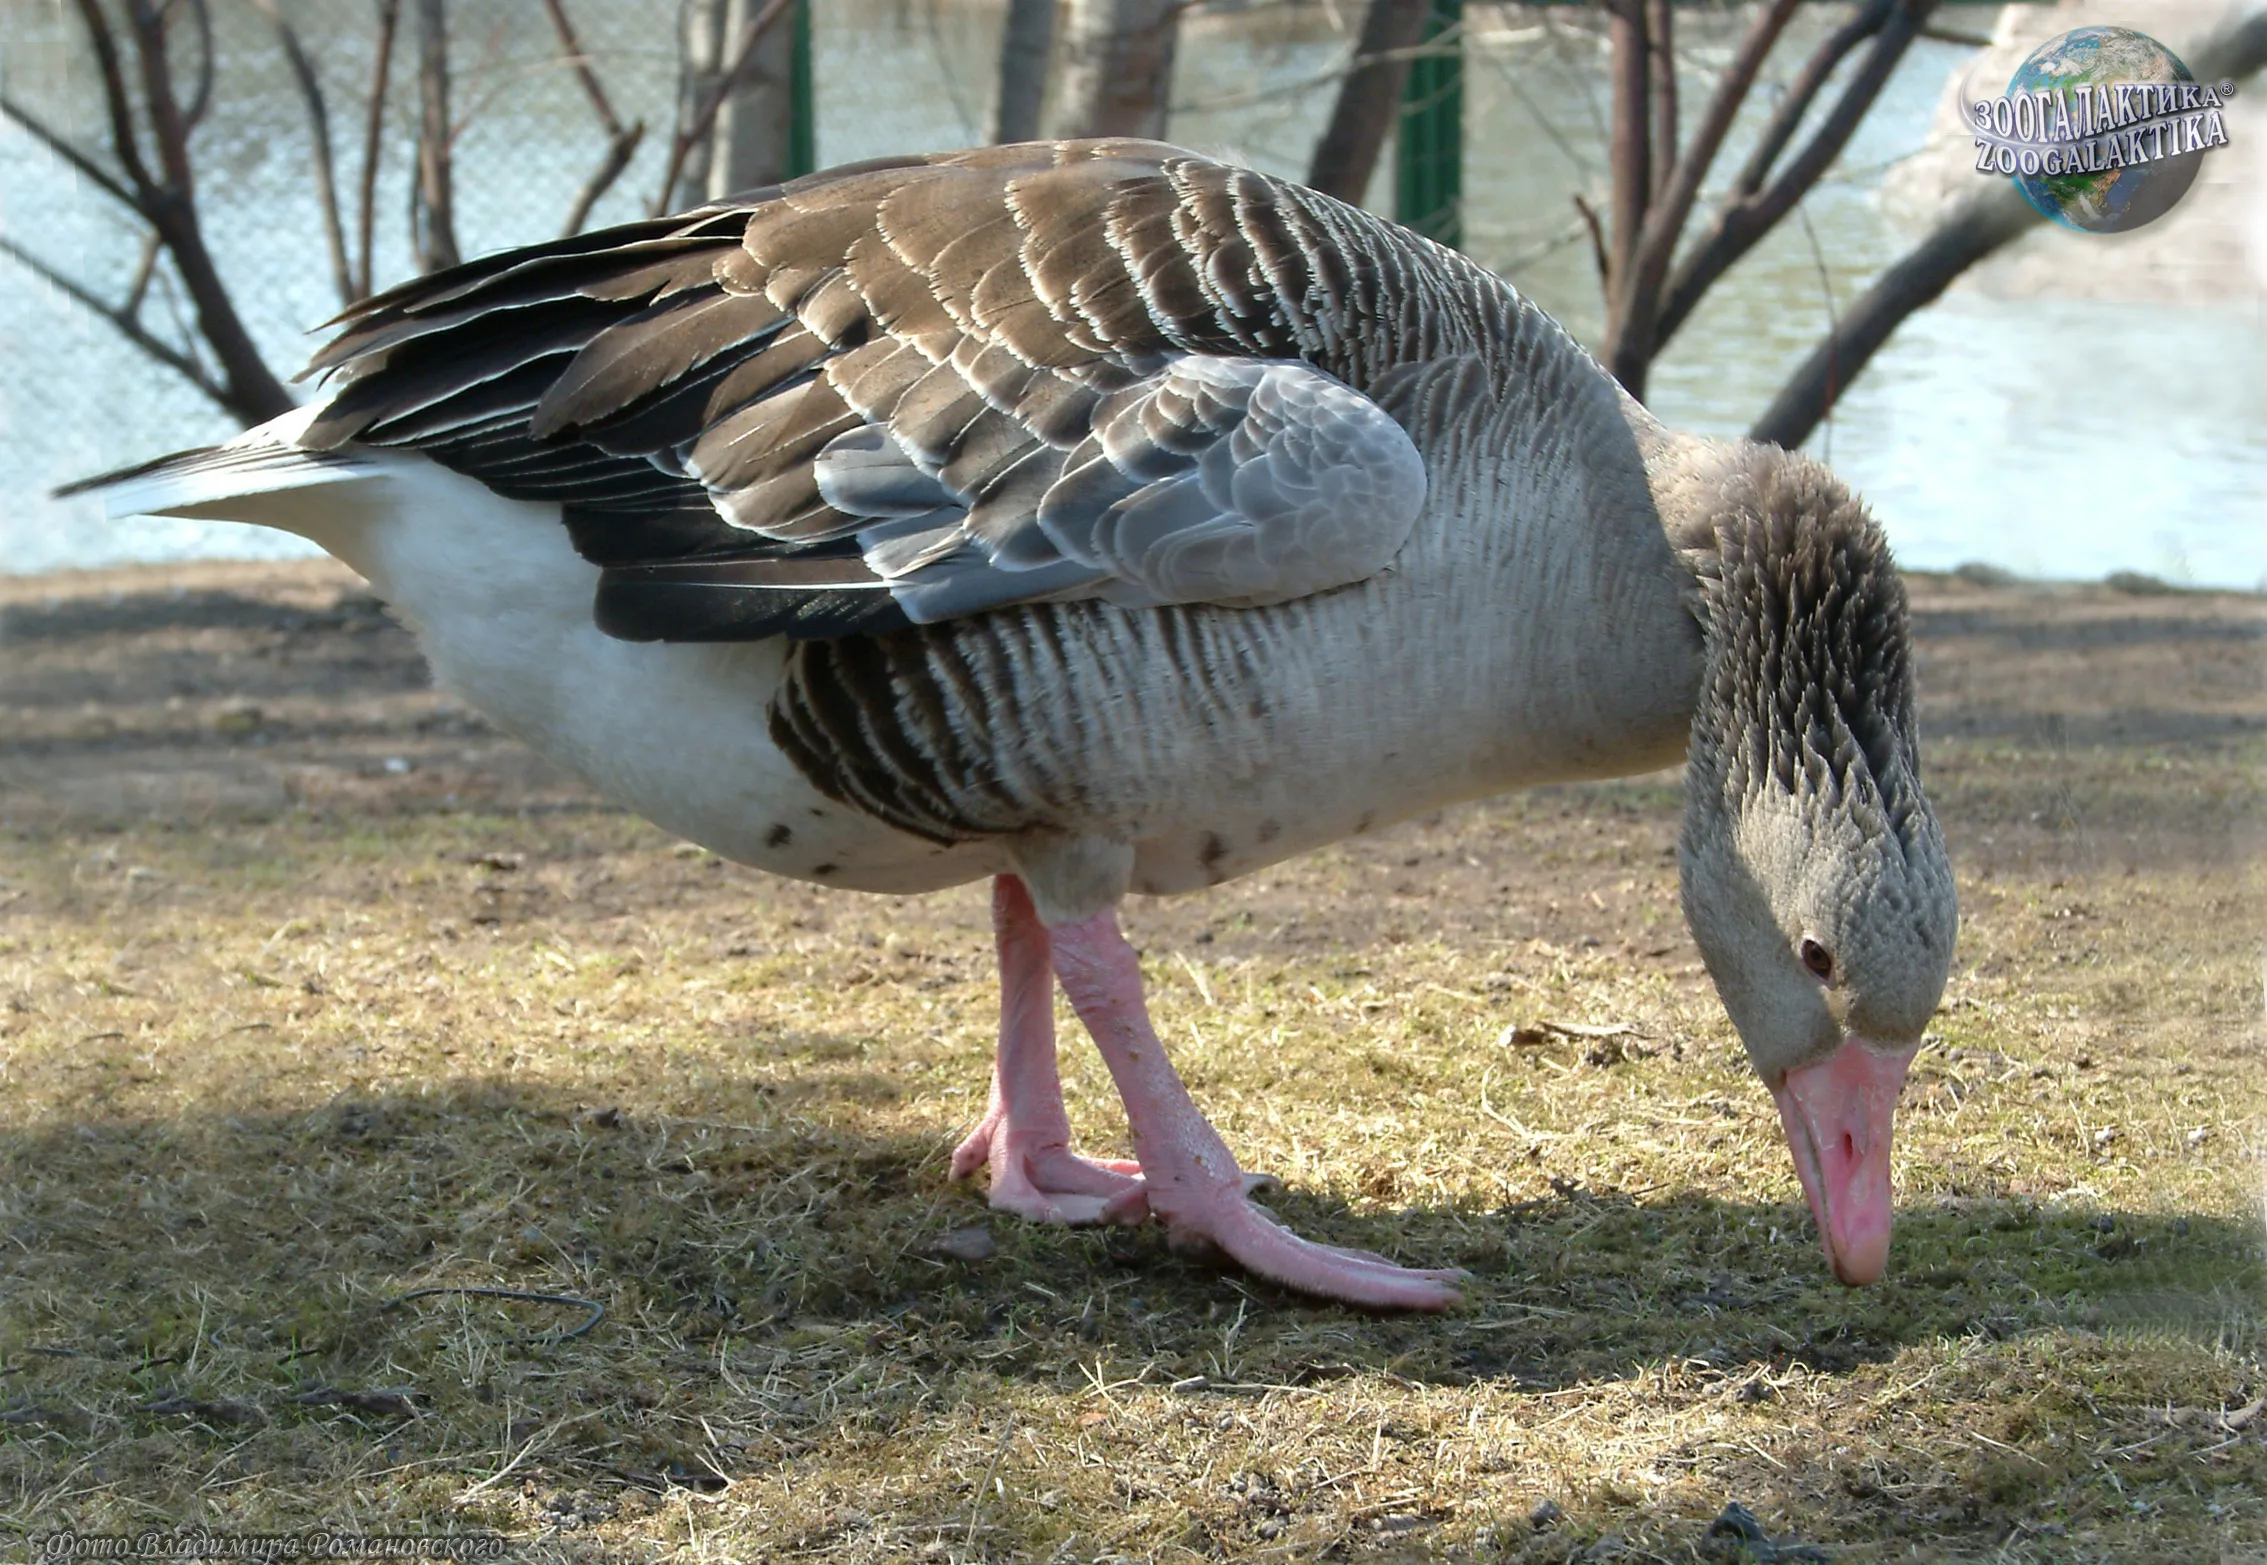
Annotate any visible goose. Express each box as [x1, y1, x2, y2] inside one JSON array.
[[80, 139, 1957, 1311]]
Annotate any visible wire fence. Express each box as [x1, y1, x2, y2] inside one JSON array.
[[0, 0, 1930, 575]]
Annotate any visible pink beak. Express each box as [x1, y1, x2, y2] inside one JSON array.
[[1769, 1037, 1916, 1285]]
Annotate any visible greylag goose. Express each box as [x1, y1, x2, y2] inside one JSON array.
[[82, 139, 1957, 1310]]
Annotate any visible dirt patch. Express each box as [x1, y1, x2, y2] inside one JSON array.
[[0, 559, 580, 824]]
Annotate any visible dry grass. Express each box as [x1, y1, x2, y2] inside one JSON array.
[[0, 563, 2262, 1561]]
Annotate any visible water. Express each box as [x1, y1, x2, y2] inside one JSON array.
[[1, 0, 2260, 588]]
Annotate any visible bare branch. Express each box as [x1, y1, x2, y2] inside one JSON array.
[[0, 235, 228, 405], [106, 0, 294, 418], [563, 121, 645, 235], [357, 0, 401, 298], [178, 0, 215, 133], [0, 94, 140, 209], [1655, 0, 1936, 354], [544, 0, 646, 234], [1499, 219, 1591, 277], [651, 0, 794, 215], [542, 0, 628, 136], [1749, 183, 2029, 449], [251, 0, 354, 310], [1918, 22, 1992, 48], [1728, 0, 1896, 201], [122, 0, 199, 199], [1571, 191, 1610, 288], [412, 0, 459, 270], [1644, 0, 1674, 203], [1601, 0, 1801, 391], [122, 229, 163, 319], [444, 14, 514, 147], [72, 0, 159, 194]]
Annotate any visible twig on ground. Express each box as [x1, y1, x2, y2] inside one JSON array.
[[383, 1285, 606, 1343]]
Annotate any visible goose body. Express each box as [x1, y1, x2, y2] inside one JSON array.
[[89, 140, 1956, 1309], [257, 419, 1697, 903]]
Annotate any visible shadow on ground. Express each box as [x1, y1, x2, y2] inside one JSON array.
[[3, 1075, 2254, 1404], [4, 1076, 2262, 1555]]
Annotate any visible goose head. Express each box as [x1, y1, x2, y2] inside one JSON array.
[[1674, 450, 1957, 1286]]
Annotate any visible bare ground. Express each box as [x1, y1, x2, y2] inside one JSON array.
[[0, 560, 2261, 1561]]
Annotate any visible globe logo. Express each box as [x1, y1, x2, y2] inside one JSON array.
[[1967, 26, 2234, 233]]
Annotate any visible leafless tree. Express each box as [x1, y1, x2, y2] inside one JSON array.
[[656, 0, 795, 212], [1305, 0, 1430, 204], [1055, 0, 1180, 140], [0, 0, 689, 429], [0, 0, 290, 424], [1587, 0, 1941, 403]]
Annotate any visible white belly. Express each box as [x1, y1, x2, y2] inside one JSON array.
[[300, 459, 1003, 894]]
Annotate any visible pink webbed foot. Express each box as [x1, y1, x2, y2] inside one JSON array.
[[1154, 1187, 1470, 1311], [949, 1111, 1281, 1228], [949, 1102, 1144, 1226], [1049, 907, 1466, 1312]]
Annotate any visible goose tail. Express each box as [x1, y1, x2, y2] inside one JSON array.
[[58, 405, 380, 523]]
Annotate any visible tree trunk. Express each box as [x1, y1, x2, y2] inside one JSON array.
[[1305, 0, 1428, 205], [1645, 0, 1674, 203], [992, 0, 1057, 144], [708, 0, 798, 197], [1054, 0, 1178, 140], [411, 0, 458, 271], [1601, 0, 1649, 372], [673, 0, 725, 207]]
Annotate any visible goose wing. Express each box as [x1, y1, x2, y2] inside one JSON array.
[[302, 140, 1488, 642]]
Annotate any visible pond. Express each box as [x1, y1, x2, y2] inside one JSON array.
[[0, 0, 2260, 587]]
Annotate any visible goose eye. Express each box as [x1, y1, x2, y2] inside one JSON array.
[[1799, 938, 1835, 981]]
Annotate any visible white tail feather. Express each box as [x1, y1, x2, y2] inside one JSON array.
[[67, 405, 380, 522]]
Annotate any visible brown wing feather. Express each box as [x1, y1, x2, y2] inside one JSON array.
[[303, 139, 1529, 642]]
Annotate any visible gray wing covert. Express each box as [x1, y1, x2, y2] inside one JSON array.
[[808, 352, 1426, 624]]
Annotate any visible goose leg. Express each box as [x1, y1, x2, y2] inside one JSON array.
[[950, 875, 1145, 1224], [1049, 908, 1466, 1311]]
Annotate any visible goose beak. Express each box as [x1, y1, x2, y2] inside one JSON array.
[[1770, 1038, 1916, 1286]]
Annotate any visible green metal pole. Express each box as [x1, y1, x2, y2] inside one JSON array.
[[1395, 0, 1463, 249], [788, 0, 815, 178]]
